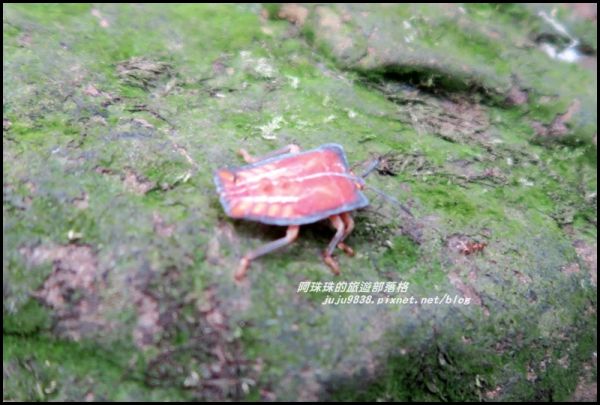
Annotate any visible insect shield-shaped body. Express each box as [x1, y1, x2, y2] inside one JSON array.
[[214, 144, 368, 281], [460, 242, 487, 255]]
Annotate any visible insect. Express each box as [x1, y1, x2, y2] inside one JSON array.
[[458, 241, 487, 255], [214, 143, 369, 280]]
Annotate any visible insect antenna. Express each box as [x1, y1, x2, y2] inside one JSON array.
[[363, 184, 414, 218], [353, 157, 452, 242], [351, 156, 415, 218], [359, 157, 381, 178], [341, 169, 415, 218]]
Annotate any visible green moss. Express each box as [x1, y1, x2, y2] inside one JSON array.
[[4, 3, 92, 24], [328, 333, 498, 401], [413, 184, 477, 223], [3, 2, 596, 402], [3, 300, 51, 335], [379, 236, 419, 273], [262, 3, 282, 20], [3, 334, 185, 401]]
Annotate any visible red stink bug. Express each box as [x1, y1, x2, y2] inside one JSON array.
[[459, 241, 487, 255], [214, 143, 370, 280]]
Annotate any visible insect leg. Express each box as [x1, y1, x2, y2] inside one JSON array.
[[323, 215, 346, 275], [238, 144, 301, 163], [337, 212, 355, 256], [235, 225, 300, 281]]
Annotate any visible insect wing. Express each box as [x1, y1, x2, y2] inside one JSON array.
[[214, 144, 368, 225]]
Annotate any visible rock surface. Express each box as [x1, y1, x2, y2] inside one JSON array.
[[4, 4, 597, 401]]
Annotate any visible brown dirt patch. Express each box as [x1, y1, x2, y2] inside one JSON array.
[[21, 244, 114, 340], [278, 4, 309, 27]]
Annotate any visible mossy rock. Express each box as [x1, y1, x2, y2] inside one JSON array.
[[4, 3, 596, 401]]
